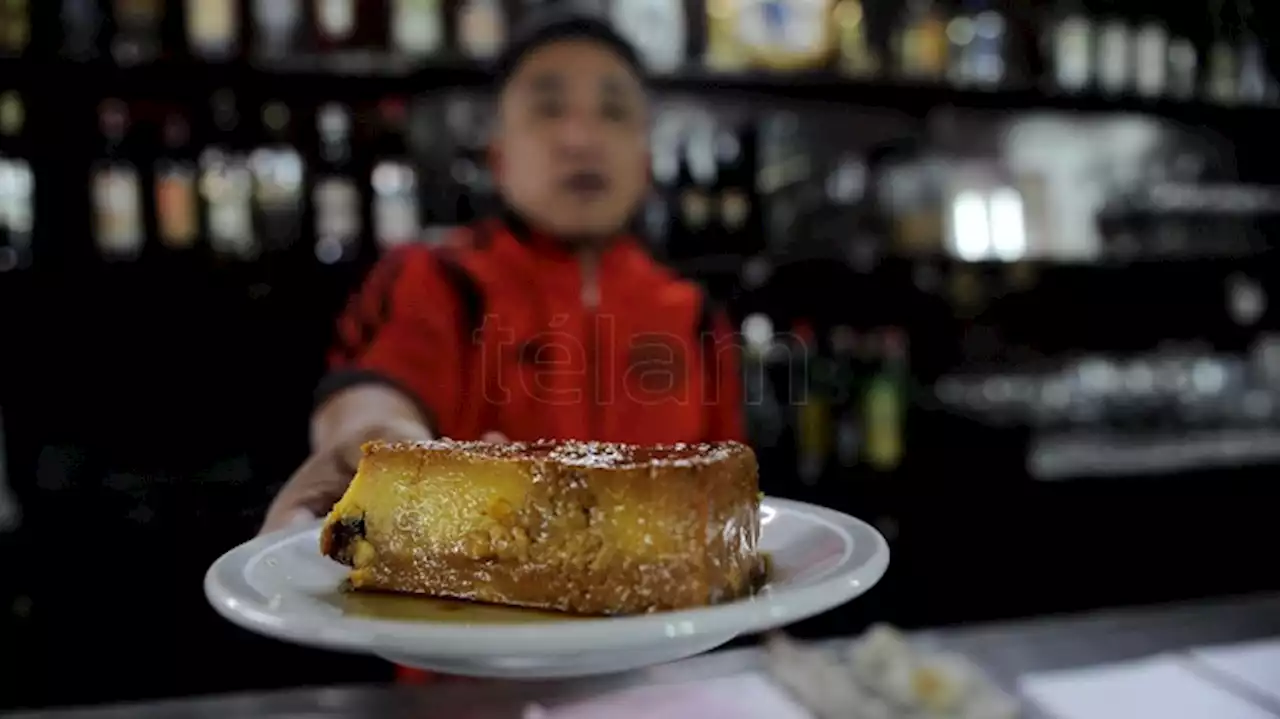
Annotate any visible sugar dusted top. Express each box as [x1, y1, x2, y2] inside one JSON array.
[[363, 438, 749, 469]]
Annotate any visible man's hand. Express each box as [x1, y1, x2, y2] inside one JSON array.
[[260, 448, 353, 534], [259, 428, 509, 535]]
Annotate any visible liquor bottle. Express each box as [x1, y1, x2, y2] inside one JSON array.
[[964, 0, 1007, 86], [1132, 1, 1168, 98], [0, 92, 32, 272], [1049, 0, 1092, 93], [611, 0, 687, 74], [646, 109, 682, 256], [154, 114, 200, 251], [92, 101, 145, 261], [674, 115, 718, 261], [830, 326, 862, 468], [1236, 0, 1269, 104], [456, 0, 506, 61], [863, 329, 906, 471], [62, 0, 104, 60], [371, 99, 421, 251], [390, 0, 443, 58], [1094, 0, 1132, 95], [0, 0, 29, 56], [833, 0, 878, 78], [792, 322, 831, 484], [896, 0, 948, 81], [251, 101, 305, 254], [715, 121, 762, 257], [200, 91, 258, 260], [1205, 0, 1237, 104], [0, 409, 17, 533], [1165, 11, 1197, 100], [186, 0, 241, 60], [252, 0, 303, 59], [313, 103, 364, 264], [741, 314, 785, 450], [111, 0, 165, 65]]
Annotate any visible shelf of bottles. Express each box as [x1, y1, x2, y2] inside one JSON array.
[[0, 0, 1275, 269], [0, 0, 1277, 491]]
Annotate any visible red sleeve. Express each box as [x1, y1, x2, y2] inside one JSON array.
[[316, 246, 464, 434], [704, 309, 746, 443]]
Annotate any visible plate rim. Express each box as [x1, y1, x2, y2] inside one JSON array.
[[204, 498, 889, 658]]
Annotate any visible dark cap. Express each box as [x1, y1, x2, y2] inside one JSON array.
[[492, 9, 647, 89]]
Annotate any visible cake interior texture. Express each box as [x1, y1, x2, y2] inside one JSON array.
[[320, 438, 761, 615]]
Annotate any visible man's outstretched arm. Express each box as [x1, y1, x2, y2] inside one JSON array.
[[261, 247, 463, 533]]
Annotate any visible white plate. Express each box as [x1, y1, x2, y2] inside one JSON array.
[[205, 498, 889, 679]]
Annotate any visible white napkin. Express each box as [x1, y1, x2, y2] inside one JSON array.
[[525, 674, 815, 719], [1018, 654, 1278, 719], [1191, 639, 1280, 706]]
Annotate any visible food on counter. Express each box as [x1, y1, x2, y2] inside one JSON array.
[[321, 438, 762, 615], [764, 628, 1020, 719]]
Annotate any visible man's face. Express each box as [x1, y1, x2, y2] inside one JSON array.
[[493, 39, 649, 241]]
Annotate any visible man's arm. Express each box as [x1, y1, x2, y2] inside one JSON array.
[[704, 308, 747, 443], [314, 245, 468, 459], [261, 247, 464, 533], [311, 384, 432, 472]]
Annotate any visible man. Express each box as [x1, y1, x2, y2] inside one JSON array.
[[262, 13, 744, 535]]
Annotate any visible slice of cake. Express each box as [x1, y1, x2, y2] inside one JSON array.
[[320, 439, 761, 615]]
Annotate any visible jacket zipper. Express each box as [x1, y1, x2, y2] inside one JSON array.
[[581, 253, 601, 439]]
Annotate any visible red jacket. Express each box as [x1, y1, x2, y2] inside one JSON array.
[[318, 213, 745, 445]]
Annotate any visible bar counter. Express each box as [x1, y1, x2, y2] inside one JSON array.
[[12, 592, 1280, 719]]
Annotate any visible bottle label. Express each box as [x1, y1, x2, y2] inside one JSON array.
[[1134, 24, 1167, 96], [254, 0, 298, 37], [682, 190, 711, 229], [250, 147, 304, 208], [1167, 37, 1197, 98], [1, 0, 29, 54], [155, 166, 198, 249], [0, 159, 33, 240], [720, 190, 750, 231], [864, 379, 902, 470], [93, 167, 144, 258], [1054, 17, 1091, 90], [796, 398, 831, 482], [373, 161, 420, 249], [392, 0, 442, 55], [737, 0, 829, 59], [612, 0, 686, 73], [314, 176, 362, 262], [187, 0, 237, 53], [0, 92, 23, 137], [1096, 21, 1130, 93], [203, 158, 256, 258], [458, 0, 505, 60], [316, 0, 355, 40], [1209, 43, 1237, 103]]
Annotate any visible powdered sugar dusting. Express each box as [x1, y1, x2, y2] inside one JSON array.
[[366, 438, 742, 469]]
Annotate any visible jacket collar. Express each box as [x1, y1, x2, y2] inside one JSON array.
[[494, 203, 646, 271]]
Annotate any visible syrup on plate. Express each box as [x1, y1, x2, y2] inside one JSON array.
[[337, 591, 588, 624]]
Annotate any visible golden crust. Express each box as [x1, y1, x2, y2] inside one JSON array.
[[320, 438, 761, 615]]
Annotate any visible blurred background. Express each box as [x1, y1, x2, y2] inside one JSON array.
[[2, 0, 1280, 711]]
